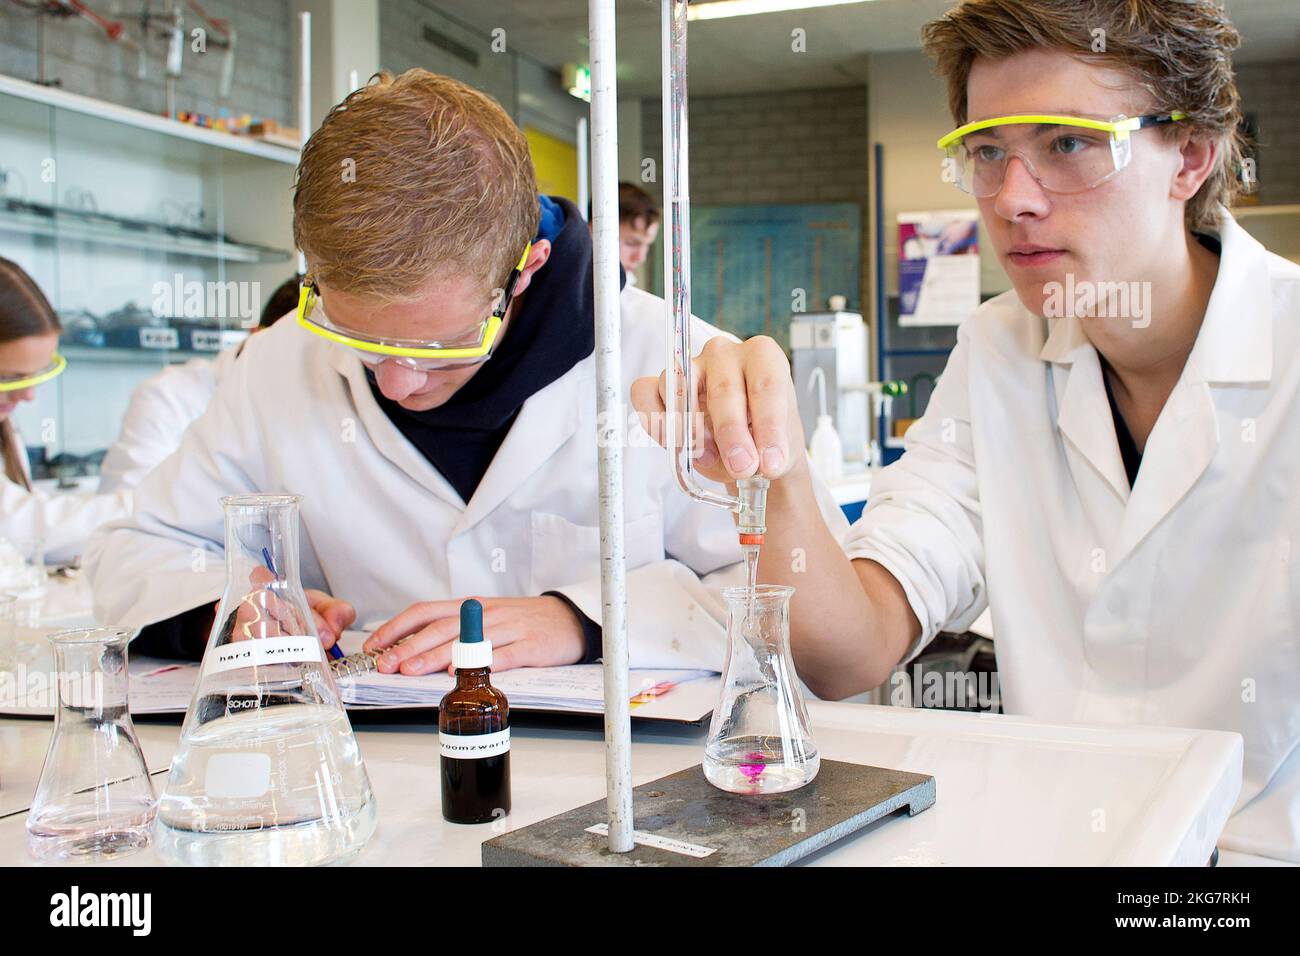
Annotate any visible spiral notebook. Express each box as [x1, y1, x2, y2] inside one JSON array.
[[327, 632, 717, 720]]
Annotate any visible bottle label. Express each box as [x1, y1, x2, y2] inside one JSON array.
[[440, 728, 510, 759], [207, 635, 322, 675]]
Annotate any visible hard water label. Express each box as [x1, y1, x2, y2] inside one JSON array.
[[207, 635, 322, 675], [440, 728, 510, 759]]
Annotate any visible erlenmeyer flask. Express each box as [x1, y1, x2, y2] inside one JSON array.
[[27, 627, 156, 861], [155, 494, 377, 866], [704, 585, 819, 794]]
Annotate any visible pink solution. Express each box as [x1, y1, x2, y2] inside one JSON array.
[[739, 752, 767, 783]]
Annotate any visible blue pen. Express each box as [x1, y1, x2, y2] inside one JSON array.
[[263, 547, 343, 659]]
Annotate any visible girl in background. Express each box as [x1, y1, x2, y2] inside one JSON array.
[[0, 257, 130, 562]]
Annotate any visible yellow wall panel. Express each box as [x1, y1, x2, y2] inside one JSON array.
[[525, 126, 579, 203]]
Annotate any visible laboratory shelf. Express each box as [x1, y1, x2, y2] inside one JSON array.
[[0, 74, 300, 166], [0, 69, 298, 457], [0, 201, 292, 264], [59, 343, 242, 365]]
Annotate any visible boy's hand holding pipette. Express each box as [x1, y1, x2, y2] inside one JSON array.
[[630, 333, 808, 488]]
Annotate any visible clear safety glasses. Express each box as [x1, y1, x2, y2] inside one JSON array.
[[938, 112, 1186, 198], [296, 243, 532, 371], [0, 354, 66, 392]]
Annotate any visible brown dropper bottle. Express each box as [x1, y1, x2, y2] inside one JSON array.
[[438, 599, 511, 824]]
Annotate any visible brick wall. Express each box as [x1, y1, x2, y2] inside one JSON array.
[[0, 0, 294, 125], [640, 85, 870, 309], [379, 0, 516, 117]]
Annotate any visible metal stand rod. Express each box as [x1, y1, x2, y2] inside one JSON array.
[[589, 0, 633, 855], [298, 11, 312, 147], [297, 10, 312, 276], [576, 116, 590, 222]]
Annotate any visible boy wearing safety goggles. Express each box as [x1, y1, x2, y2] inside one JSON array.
[[633, 0, 1299, 862], [86, 71, 846, 676]]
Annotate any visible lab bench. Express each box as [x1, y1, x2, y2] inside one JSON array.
[[0, 578, 1261, 867], [0, 689, 1246, 866]]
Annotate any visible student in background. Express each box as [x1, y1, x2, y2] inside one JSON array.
[[589, 182, 660, 287], [98, 277, 299, 493], [0, 257, 130, 562]]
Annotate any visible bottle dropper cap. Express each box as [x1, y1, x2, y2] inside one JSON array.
[[452, 599, 493, 670]]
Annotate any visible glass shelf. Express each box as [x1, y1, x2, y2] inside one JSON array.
[[0, 75, 300, 167], [61, 341, 247, 365], [1, 75, 298, 457], [0, 200, 292, 264]]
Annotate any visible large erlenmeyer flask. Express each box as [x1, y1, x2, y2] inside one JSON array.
[[704, 585, 819, 794], [155, 494, 377, 865]]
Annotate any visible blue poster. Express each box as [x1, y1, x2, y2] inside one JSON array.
[[684, 203, 861, 345]]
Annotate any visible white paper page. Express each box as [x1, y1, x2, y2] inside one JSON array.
[[332, 630, 716, 719], [338, 665, 714, 708], [0, 657, 200, 718]]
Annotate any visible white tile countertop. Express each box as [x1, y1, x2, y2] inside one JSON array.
[[0, 699, 1245, 866]]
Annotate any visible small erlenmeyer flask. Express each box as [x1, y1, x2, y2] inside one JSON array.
[[155, 494, 377, 866], [704, 585, 819, 794], [27, 627, 156, 862]]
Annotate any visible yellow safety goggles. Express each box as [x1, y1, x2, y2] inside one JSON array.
[[296, 243, 531, 371], [0, 353, 66, 392], [938, 112, 1186, 198]]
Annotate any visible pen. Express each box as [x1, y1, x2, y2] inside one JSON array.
[[263, 547, 343, 660]]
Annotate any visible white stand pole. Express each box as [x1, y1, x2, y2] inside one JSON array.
[[298, 11, 312, 149], [297, 11, 312, 276], [577, 116, 590, 221], [589, 0, 633, 854]]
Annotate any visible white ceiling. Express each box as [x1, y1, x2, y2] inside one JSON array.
[[420, 0, 1300, 96]]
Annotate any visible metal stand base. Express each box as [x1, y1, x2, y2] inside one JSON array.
[[482, 759, 935, 867]]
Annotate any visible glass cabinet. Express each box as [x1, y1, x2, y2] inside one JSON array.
[[0, 75, 298, 481]]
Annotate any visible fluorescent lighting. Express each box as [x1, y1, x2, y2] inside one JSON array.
[[687, 0, 875, 22]]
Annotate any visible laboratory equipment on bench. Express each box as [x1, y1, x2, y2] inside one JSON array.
[[439, 599, 511, 824], [704, 585, 819, 793], [791, 310, 869, 462], [155, 494, 377, 866], [27, 627, 156, 862], [792, 311, 909, 470], [483, 0, 934, 866], [806, 367, 845, 483], [654, 0, 813, 795]]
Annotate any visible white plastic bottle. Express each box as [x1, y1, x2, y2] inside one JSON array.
[[808, 414, 844, 483], [805, 367, 844, 483]]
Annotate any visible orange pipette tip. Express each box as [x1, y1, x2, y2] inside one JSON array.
[[738, 533, 765, 546]]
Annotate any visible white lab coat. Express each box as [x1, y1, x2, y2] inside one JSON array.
[[0, 423, 132, 564], [843, 209, 1300, 862], [98, 347, 242, 493], [85, 284, 848, 671]]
